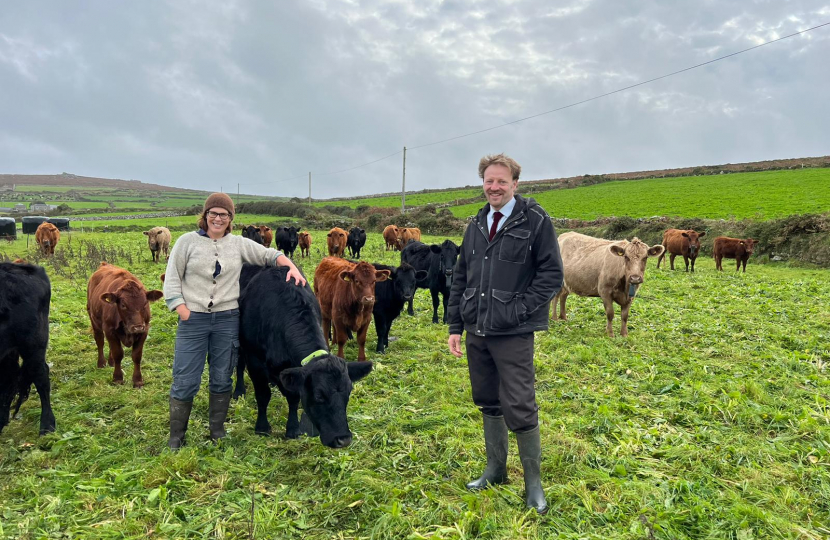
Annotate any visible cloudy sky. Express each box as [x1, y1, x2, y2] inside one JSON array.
[[1, 1, 828, 198]]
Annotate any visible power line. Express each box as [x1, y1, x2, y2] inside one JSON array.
[[408, 21, 830, 150]]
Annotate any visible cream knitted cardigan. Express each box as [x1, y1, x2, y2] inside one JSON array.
[[163, 231, 283, 313]]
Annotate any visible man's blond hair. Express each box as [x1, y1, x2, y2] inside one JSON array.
[[478, 153, 521, 181]]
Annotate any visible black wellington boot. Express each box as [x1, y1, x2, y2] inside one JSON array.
[[209, 391, 232, 442], [169, 397, 193, 451], [516, 425, 548, 514], [466, 414, 509, 490]]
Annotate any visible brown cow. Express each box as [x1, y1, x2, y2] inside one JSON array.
[[397, 227, 421, 249], [657, 229, 706, 273], [298, 232, 312, 257], [383, 225, 400, 251], [327, 227, 347, 257], [35, 222, 60, 256], [143, 226, 171, 263], [258, 225, 273, 248], [86, 262, 163, 387], [314, 257, 390, 361], [552, 232, 664, 337], [714, 236, 757, 272]]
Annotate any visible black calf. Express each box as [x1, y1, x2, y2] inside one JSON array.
[[347, 227, 367, 259], [401, 240, 460, 323], [237, 265, 372, 448], [371, 262, 428, 353]]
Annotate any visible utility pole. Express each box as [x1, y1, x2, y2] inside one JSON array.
[[237, 183, 240, 204], [401, 146, 406, 213], [308, 172, 312, 206]]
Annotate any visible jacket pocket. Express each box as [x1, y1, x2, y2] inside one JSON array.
[[461, 287, 477, 324], [499, 228, 530, 264], [489, 289, 520, 330]]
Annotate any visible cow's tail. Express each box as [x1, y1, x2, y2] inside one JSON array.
[[11, 363, 33, 418]]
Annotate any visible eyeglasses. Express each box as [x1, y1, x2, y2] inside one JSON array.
[[207, 211, 231, 220]]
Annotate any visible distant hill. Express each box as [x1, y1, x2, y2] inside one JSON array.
[[0, 173, 188, 192]]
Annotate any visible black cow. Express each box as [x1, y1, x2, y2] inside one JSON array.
[[371, 262, 428, 353], [0, 262, 55, 436], [401, 240, 460, 324], [241, 225, 264, 245], [237, 264, 372, 448], [275, 226, 300, 258], [347, 227, 367, 259]]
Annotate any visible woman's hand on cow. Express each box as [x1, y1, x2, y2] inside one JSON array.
[[285, 266, 307, 287], [448, 334, 464, 358], [176, 305, 191, 321]]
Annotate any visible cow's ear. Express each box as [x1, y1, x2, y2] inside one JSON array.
[[430, 244, 441, 253], [279, 367, 306, 394], [327, 232, 333, 237], [101, 292, 118, 304], [146, 290, 164, 302], [360, 228, 364, 233], [340, 271, 355, 282], [375, 270, 391, 282], [415, 270, 429, 280], [681, 232, 689, 238], [143, 231, 150, 236], [648, 245, 665, 257], [747, 239, 756, 244], [609, 245, 625, 257], [347, 361, 373, 383], [698, 231, 706, 237]]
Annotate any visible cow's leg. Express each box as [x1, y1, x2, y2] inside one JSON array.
[[442, 291, 449, 324], [715, 256, 722, 271], [557, 291, 569, 320], [356, 323, 369, 362], [333, 321, 349, 359], [322, 317, 332, 345], [283, 391, 301, 439], [683, 255, 689, 272], [656, 250, 665, 269], [669, 253, 676, 270], [232, 350, 246, 400], [430, 289, 441, 324], [601, 297, 616, 337], [691, 256, 696, 273], [620, 302, 632, 338], [22, 347, 55, 435], [106, 335, 125, 384], [375, 315, 387, 353], [130, 335, 147, 388], [92, 325, 107, 369], [736, 259, 741, 272], [407, 296, 415, 316], [247, 359, 272, 435], [0, 352, 19, 433]]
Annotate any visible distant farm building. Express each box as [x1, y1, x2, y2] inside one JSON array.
[[30, 202, 57, 212]]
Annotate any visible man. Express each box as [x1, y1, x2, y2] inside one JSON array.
[[447, 153, 563, 514]]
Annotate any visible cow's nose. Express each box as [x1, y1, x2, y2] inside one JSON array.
[[333, 435, 352, 448], [629, 276, 643, 284], [130, 325, 146, 333], [361, 296, 375, 304]]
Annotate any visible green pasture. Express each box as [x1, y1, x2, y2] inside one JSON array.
[[449, 168, 830, 220], [314, 188, 484, 210], [1, 229, 829, 539]]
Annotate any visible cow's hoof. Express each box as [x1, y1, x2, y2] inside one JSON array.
[[432, 318, 439, 324], [285, 429, 300, 439], [254, 427, 271, 437], [113, 379, 125, 385], [133, 381, 144, 389], [39, 424, 56, 436], [97, 362, 106, 369], [232, 390, 245, 400]]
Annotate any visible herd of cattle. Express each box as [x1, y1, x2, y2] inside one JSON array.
[[2, 222, 758, 447]]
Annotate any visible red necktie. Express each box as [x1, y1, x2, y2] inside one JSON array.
[[489, 211, 503, 242]]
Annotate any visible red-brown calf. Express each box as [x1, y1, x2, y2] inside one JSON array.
[[314, 257, 389, 361], [86, 262, 163, 387], [657, 228, 706, 273], [259, 226, 273, 248], [714, 236, 757, 273], [35, 222, 60, 256], [298, 232, 312, 257], [327, 227, 347, 257]]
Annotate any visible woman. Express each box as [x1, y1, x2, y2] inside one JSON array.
[[163, 193, 305, 449]]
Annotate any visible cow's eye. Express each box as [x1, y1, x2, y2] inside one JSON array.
[[314, 391, 327, 403]]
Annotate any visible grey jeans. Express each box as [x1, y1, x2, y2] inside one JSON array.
[[170, 309, 240, 401], [466, 332, 538, 433]]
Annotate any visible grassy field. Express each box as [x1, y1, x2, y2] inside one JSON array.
[[1, 229, 828, 539], [314, 188, 484, 210], [449, 169, 830, 220]]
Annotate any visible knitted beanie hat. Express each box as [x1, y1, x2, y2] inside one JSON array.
[[203, 192, 235, 218]]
